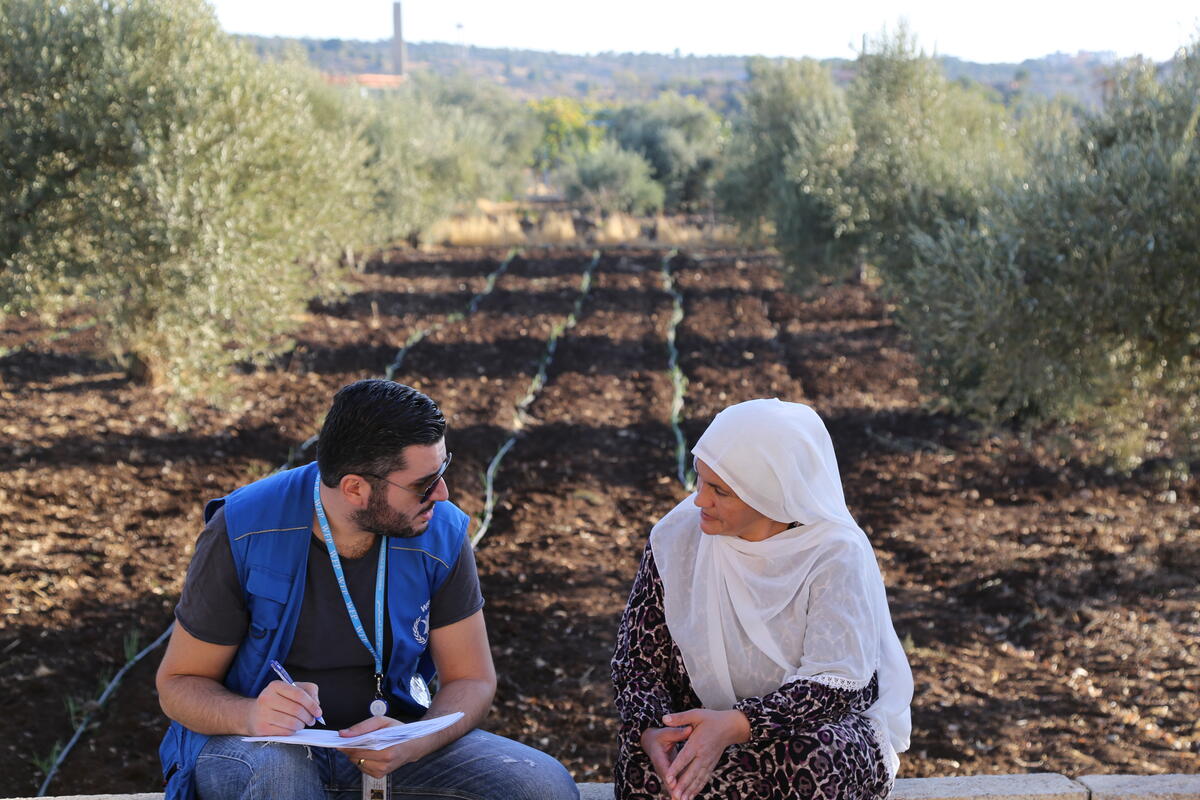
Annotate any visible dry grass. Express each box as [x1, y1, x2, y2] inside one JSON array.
[[593, 213, 642, 245], [652, 214, 739, 247], [422, 205, 740, 249], [424, 214, 524, 247], [530, 211, 577, 244]]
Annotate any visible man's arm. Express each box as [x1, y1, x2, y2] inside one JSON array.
[[156, 623, 322, 736], [339, 609, 495, 775], [419, 608, 496, 744]]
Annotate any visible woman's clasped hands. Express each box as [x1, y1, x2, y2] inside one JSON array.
[[640, 708, 751, 800]]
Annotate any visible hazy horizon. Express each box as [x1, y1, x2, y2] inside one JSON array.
[[208, 0, 1198, 65]]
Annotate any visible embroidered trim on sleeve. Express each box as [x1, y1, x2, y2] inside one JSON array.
[[789, 673, 873, 691]]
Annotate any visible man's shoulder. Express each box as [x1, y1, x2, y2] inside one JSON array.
[[225, 461, 319, 504], [430, 500, 470, 534], [221, 462, 319, 540], [412, 501, 471, 558]]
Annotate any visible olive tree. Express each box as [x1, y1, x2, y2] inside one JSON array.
[[1, 0, 370, 409], [898, 43, 1200, 465], [717, 57, 863, 284], [845, 25, 1024, 276], [719, 30, 1021, 287]]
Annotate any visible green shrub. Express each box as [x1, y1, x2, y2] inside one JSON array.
[[529, 96, 603, 173], [0, 0, 369, 412], [404, 71, 539, 199], [606, 92, 724, 210], [362, 91, 519, 244], [556, 140, 665, 215]]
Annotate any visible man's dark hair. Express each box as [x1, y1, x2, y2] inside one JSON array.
[[316, 380, 445, 487]]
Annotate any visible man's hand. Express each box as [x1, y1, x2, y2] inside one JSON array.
[[246, 679, 323, 736], [336, 611, 497, 779], [337, 716, 424, 779], [660, 709, 751, 800], [640, 724, 693, 791]]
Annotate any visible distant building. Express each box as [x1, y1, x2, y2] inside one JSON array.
[[324, 73, 407, 90], [320, 2, 406, 91], [321, 2, 405, 91]]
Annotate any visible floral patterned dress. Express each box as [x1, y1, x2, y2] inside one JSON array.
[[611, 543, 893, 800]]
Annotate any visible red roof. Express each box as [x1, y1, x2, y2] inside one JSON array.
[[324, 73, 407, 88]]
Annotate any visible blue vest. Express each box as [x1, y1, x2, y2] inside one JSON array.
[[158, 461, 469, 800]]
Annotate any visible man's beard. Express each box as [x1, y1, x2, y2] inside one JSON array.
[[352, 489, 432, 539]]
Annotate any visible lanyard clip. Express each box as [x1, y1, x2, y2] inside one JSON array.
[[370, 673, 389, 718]]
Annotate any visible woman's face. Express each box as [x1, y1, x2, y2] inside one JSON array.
[[693, 458, 788, 542]]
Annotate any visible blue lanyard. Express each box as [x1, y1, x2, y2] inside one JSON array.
[[313, 476, 386, 679]]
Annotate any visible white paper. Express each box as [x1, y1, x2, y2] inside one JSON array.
[[242, 712, 463, 750]]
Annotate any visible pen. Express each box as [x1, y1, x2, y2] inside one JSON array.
[[269, 658, 326, 725]]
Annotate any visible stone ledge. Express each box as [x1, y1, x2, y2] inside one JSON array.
[[8, 774, 1200, 800], [891, 774, 1087, 800], [1079, 774, 1200, 800]]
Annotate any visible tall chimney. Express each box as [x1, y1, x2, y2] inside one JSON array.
[[392, 2, 406, 76]]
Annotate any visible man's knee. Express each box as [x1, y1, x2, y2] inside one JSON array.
[[431, 731, 579, 800], [518, 749, 579, 800], [489, 750, 579, 800], [196, 737, 320, 800]]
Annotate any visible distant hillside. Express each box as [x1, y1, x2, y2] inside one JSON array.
[[239, 35, 1126, 111]]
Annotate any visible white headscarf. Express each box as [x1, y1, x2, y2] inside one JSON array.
[[649, 399, 912, 778]]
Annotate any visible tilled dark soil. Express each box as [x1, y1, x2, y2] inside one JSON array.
[[0, 246, 1196, 797]]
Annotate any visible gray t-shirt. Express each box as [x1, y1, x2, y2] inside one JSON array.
[[175, 506, 483, 729]]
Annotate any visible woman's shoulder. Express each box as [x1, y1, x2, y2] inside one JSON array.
[[648, 498, 702, 576], [649, 497, 700, 545], [804, 524, 877, 567]]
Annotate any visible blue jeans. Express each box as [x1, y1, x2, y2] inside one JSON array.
[[195, 729, 580, 800]]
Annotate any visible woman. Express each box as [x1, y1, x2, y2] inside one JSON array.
[[611, 399, 912, 800]]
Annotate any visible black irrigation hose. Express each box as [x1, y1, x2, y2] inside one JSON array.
[[472, 438, 516, 548], [36, 624, 175, 796], [282, 248, 521, 470], [471, 250, 601, 547], [36, 251, 521, 792], [660, 250, 695, 491], [383, 248, 519, 382]]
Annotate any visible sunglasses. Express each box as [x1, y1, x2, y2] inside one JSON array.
[[364, 452, 452, 504]]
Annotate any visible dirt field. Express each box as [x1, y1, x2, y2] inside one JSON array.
[[1, 246, 1196, 796]]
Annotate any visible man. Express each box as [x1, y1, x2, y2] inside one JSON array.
[[157, 380, 578, 800]]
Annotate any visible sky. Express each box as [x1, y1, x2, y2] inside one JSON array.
[[207, 0, 1200, 65]]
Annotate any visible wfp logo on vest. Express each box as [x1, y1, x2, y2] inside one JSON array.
[[412, 600, 431, 645]]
